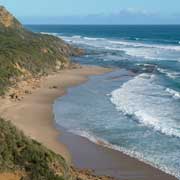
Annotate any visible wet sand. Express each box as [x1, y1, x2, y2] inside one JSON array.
[[60, 129, 177, 180], [0, 65, 178, 180], [0, 65, 110, 164]]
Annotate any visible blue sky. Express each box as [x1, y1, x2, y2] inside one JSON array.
[[0, 0, 180, 24]]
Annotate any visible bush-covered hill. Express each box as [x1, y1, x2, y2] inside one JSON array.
[[0, 118, 113, 180], [0, 118, 72, 180], [0, 6, 82, 95], [0, 6, 113, 180]]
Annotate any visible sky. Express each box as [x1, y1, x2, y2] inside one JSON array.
[[0, 0, 180, 24]]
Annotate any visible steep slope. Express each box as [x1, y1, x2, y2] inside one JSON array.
[[0, 6, 75, 180], [0, 7, 113, 180], [0, 6, 82, 95], [0, 118, 113, 180], [0, 6, 23, 30], [0, 118, 71, 180]]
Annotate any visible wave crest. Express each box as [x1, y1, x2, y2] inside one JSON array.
[[166, 88, 180, 100], [110, 74, 180, 138]]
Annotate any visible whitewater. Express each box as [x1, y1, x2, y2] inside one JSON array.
[[27, 25, 180, 179]]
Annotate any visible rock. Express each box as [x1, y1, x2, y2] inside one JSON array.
[[71, 47, 85, 56], [70, 63, 82, 69], [56, 61, 62, 70], [9, 93, 18, 99], [0, 6, 22, 29], [49, 85, 58, 89], [76, 177, 83, 180], [24, 90, 31, 94]]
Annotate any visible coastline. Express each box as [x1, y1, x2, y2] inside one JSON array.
[[0, 65, 111, 164], [60, 129, 178, 180], [0, 65, 177, 180]]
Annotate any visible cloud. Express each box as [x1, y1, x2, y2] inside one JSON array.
[[114, 8, 153, 16], [20, 9, 180, 24]]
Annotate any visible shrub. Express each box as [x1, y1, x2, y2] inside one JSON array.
[[0, 118, 71, 180]]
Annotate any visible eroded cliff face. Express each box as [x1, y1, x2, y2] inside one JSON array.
[[0, 6, 83, 95], [0, 6, 22, 29], [0, 6, 114, 180]]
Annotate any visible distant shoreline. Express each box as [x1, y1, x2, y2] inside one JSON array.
[[0, 65, 178, 180]]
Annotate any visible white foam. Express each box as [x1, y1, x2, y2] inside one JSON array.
[[53, 34, 180, 61], [83, 37, 105, 41], [69, 129, 179, 179], [157, 68, 180, 79], [72, 35, 82, 38], [110, 74, 180, 138], [107, 46, 180, 61], [134, 111, 179, 137], [40, 32, 58, 36], [122, 47, 160, 60], [42, 32, 180, 54], [108, 40, 180, 51], [59, 33, 180, 52], [166, 88, 180, 100]]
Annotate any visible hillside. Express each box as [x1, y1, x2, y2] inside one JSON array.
[[0, 118, 71, 180], [0, 118, 113, 180], [0, 6, 110, 180], [0, 6, 82, 96]]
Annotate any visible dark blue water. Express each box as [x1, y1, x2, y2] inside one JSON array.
[[26, 25, 180, 44], [27, 25, 180, 179]]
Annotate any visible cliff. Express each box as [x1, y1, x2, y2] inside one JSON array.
[[0, 6, 82, 95], [0, 118, 112, 180], [0, 6, 23, 30], [0, 6, 112, 180]]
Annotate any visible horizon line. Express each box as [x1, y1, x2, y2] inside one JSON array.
[[24, 24, 180, 26]]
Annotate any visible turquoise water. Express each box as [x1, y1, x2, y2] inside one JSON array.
[[27, 25, 180, 179]]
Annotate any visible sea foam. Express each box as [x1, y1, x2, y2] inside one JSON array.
[[166, 88, 180, 100], [69, 128, 179, 179], [157, 68, 180, 80], [110, 74, 180, 138]]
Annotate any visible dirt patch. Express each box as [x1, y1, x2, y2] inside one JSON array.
[[0, 172, 23, 180]]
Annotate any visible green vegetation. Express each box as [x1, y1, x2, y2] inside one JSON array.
[[0, 6, 84, 180], [0, 30, 71, 95], [0, 118, 72, 180], [0, 6, 80, 95]]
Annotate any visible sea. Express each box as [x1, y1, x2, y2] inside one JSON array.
[[26, 25, 180, 179]]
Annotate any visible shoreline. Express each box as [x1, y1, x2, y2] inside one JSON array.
[[0, 65, 111, 164], [0, 65, 178, 180], [59, 128, 178, 180]]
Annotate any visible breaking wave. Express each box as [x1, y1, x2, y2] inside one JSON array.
[[69, 129, 179, 179], [110, 74, 180, 138]]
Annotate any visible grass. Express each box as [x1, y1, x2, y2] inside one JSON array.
[[0, 118, 73, 180], [0, 6, 83, 96], [0, 29, 73, 95], [0, 7, 83, 180]]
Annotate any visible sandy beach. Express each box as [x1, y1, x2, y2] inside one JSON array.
[[0, 65, 110, 163], [0, 65, 177, 180]]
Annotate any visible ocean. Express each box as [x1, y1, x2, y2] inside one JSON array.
[[27, 25, 180, 179]]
